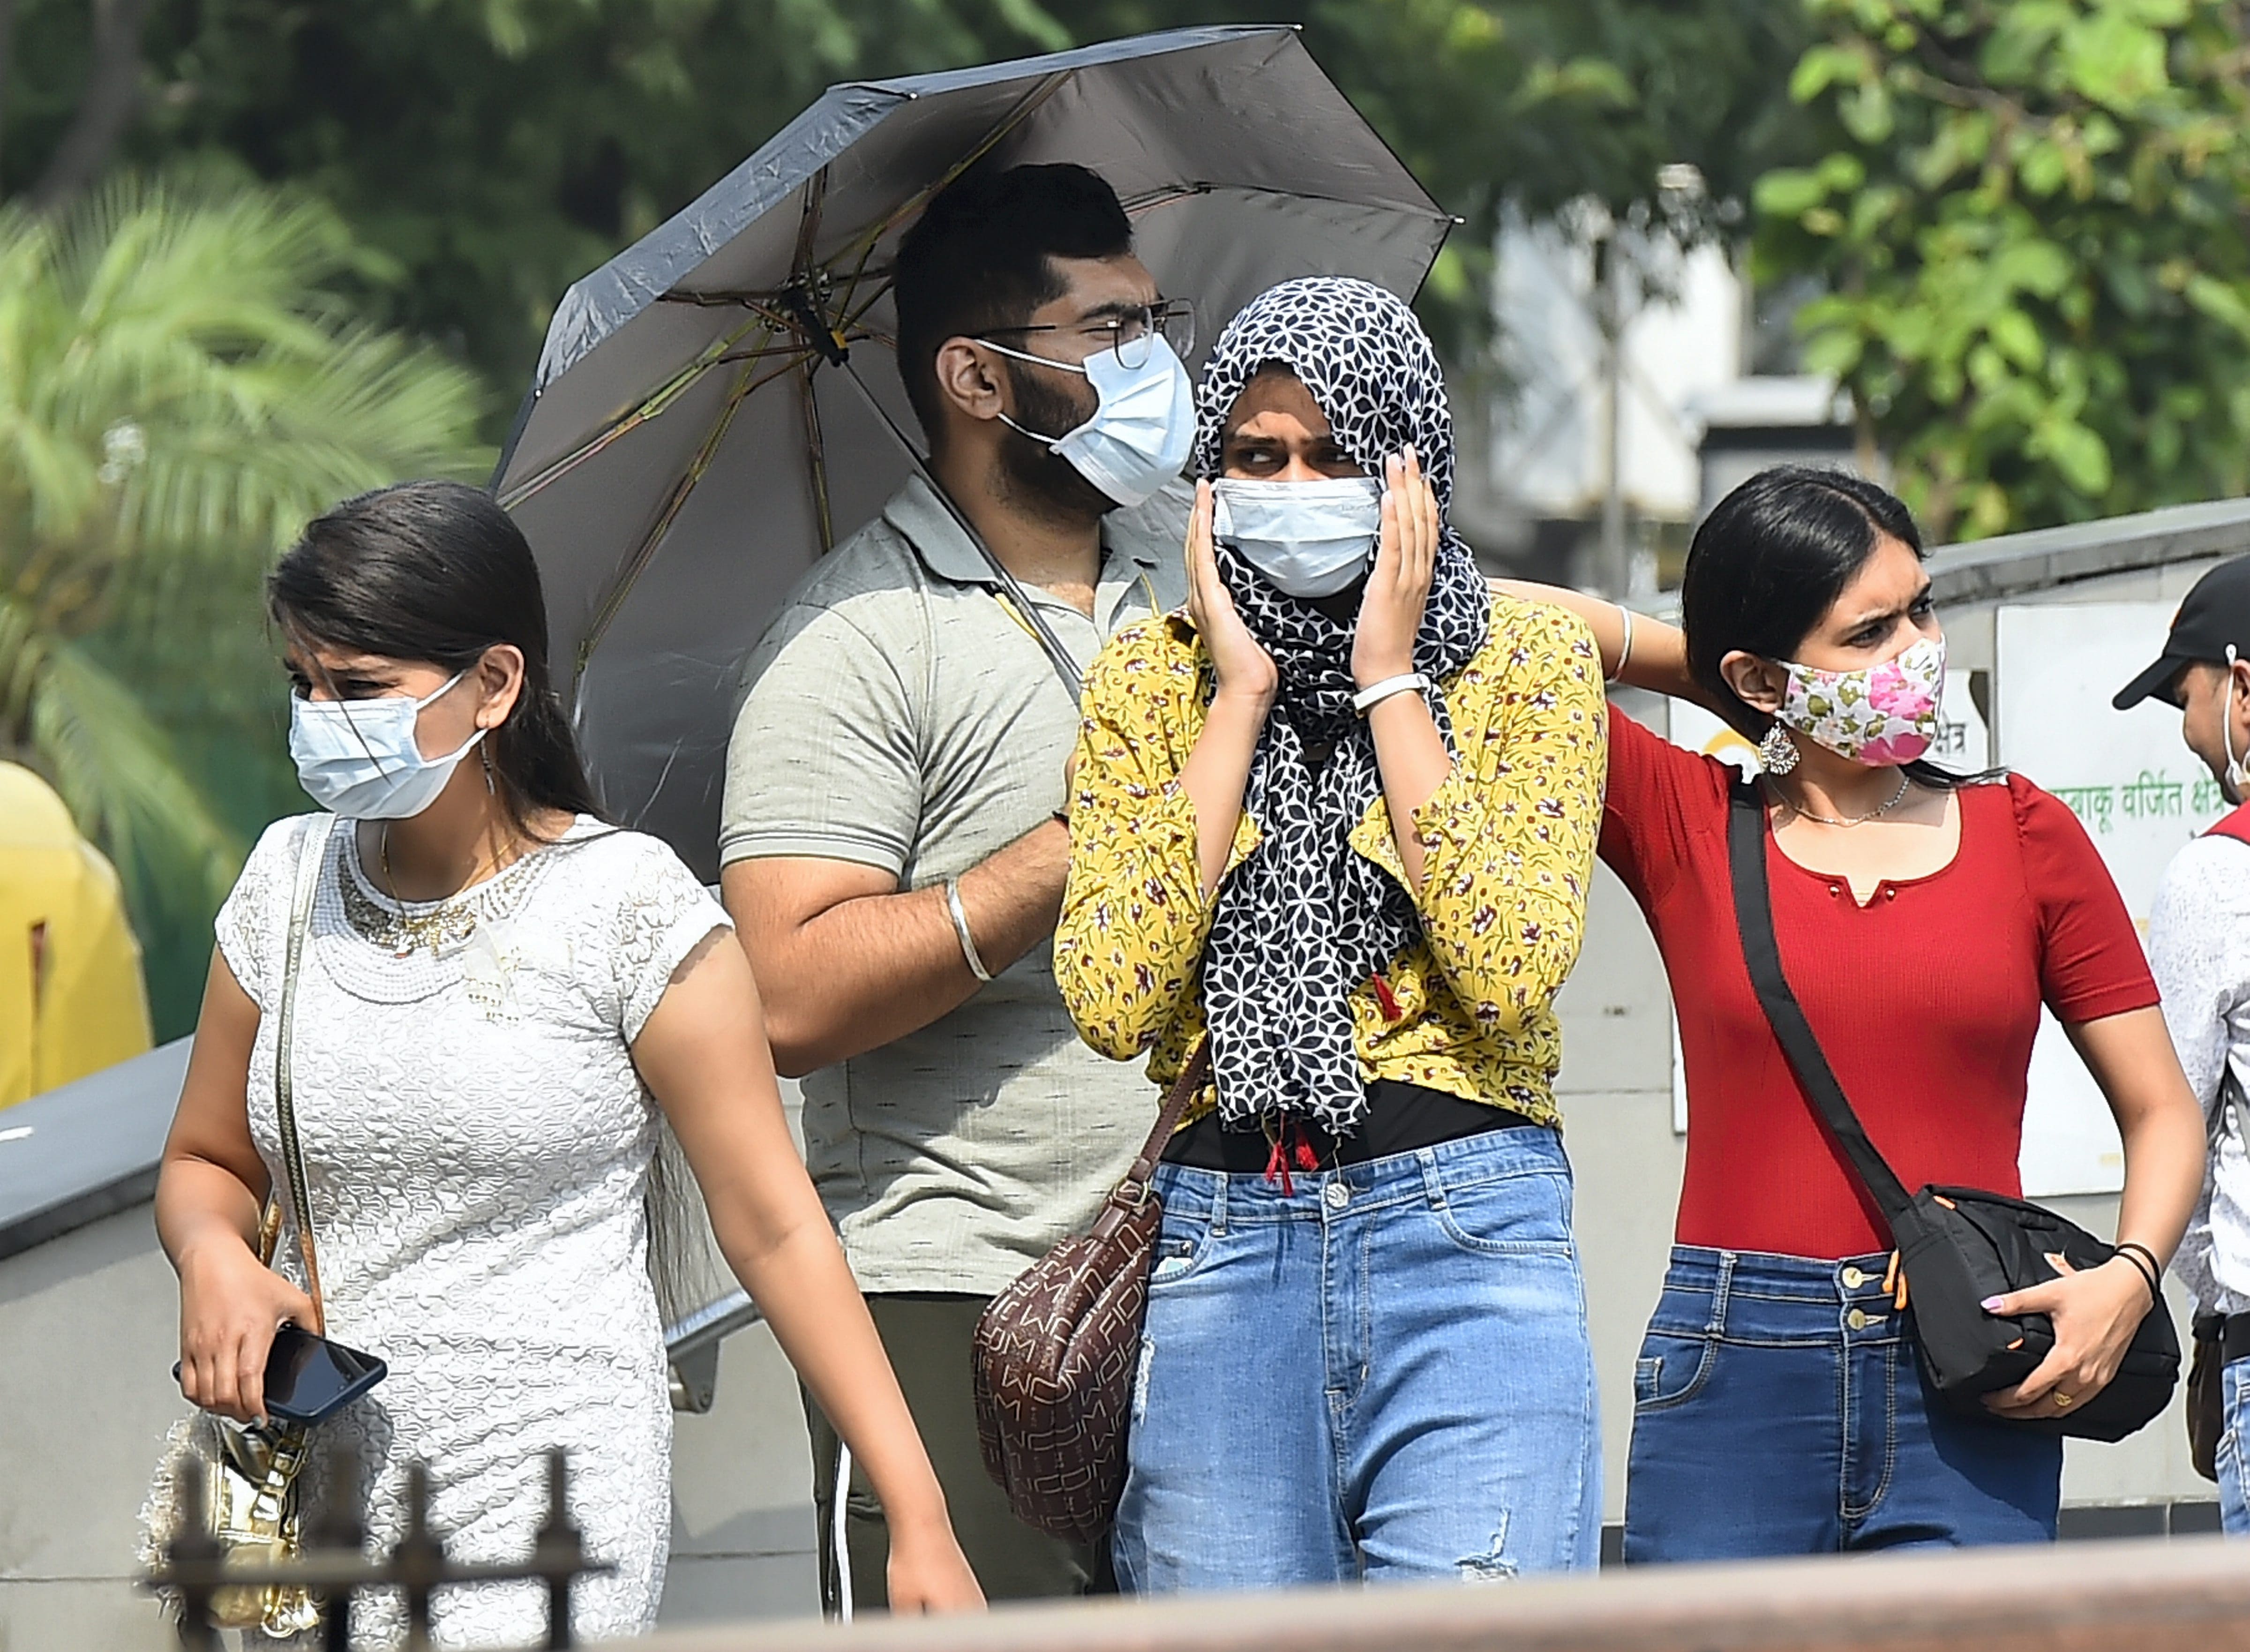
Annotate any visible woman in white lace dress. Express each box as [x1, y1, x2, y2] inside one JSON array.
[[156, 481, 982, 1645]]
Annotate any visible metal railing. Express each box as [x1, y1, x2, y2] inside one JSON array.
[[145, 1447, 609, 1650], [665, 1287, 764, 1413], [612, 1529, 2250, 1652]]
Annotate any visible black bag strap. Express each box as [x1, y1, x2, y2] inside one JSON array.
[[1725, 778, 1915, 1223]]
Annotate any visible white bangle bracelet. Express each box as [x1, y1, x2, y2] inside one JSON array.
[[1613, 602, 1635, 683], [944, 879, 993, 983], [1350, 672, 1432, 715]]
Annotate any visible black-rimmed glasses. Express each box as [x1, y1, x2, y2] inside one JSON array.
[[977, 300, 1195, 371]]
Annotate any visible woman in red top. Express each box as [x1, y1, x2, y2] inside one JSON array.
[[1511, 466, 2203, 1557]]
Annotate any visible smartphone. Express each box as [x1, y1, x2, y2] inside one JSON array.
[[173, 1324, 387, 1425], [262, 1325, 386, 1425]]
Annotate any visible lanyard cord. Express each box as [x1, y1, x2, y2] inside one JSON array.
[[991, 571, 1162, 653], [837, 360, 1085, 699]]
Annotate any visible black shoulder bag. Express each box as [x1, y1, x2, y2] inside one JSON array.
[[1725, 780, 2179, 1441]]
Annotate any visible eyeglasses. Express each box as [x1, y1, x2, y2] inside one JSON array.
[[977, 300, 1196, 371]]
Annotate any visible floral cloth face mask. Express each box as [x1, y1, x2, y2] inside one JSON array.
[[1776, 634, 1946, 766]]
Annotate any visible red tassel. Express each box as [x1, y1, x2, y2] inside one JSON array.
[[1294, 1134, 1319, 1172], [1264, 1134, 1294, 1198], [1369, 974, 1403, 1021]]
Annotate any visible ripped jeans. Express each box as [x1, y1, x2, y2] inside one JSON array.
[[1111, 1127, 1602, 1592]]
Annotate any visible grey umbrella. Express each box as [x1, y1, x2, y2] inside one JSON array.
[[495, 23, 1450, 880]]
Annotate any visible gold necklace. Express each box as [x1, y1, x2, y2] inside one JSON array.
[[1767, 771, 1912, 828]]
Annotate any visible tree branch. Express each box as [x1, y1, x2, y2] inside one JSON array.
[[31, 0, 153, 212]]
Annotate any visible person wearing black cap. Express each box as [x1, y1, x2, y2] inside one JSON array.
[[2121, 555, 2250, 1534]]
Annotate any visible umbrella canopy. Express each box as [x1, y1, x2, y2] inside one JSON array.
[[495, 24, 1450, 880]]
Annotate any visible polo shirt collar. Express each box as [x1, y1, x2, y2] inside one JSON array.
[[882, 471, 1162, 587]]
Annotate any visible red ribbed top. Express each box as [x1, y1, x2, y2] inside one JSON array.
[[1601, 709, 2158, 1259]]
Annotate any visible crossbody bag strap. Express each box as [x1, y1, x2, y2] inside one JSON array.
[[1088, 1043, 1209, 1242], [1725, 779, 1916, 1222], [273, 813, 333, 1328], [1110, 1043, 1213, 1202]]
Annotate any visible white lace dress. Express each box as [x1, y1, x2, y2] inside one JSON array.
[[211, 813, 728, 1648]]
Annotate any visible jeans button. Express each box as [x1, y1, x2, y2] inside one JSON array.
[[1324, 1181, 1349, 1210], [1841, 1266, 1868, 1288], [1846, 1307, 1871, 1330]]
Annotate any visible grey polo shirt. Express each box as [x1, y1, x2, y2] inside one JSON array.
[[720, 474, 1188, 1294]]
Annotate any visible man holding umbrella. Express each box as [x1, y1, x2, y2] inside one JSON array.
[[718, 161, 1193, 1605]]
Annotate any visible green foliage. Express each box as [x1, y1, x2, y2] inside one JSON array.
[[1754, 0, 2250, 540], [1, 0, 1820, 1032], [0, 174, 488, 1033], [7, 0, 1814, 409]]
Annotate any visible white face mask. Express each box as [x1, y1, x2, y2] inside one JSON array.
[[2225, 646, 2246, 806], [288, 669, 488, 819], [1211, 476, 1383, 599], [986, 336, 1195, 508]]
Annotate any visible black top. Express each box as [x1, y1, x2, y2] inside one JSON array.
[[1160, 1079, 1538, 1172]]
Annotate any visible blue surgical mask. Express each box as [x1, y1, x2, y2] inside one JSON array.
[[986, 336, 1195, 508], [288, 670, 487, 819], [1211, 476, 1383, 598]]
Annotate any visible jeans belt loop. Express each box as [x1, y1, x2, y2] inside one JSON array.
[[1707, 1250, 1738, 1338], [1209, 1167, 1228, 1236], [1418, 1147, 1446, 1211]]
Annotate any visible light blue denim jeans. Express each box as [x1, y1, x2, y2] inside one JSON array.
[[2221, 1356, 2250, 1534], [1111, 1126, 1602, 1592]]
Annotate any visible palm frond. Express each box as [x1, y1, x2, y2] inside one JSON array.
[[25, 638, 244, 918], [0, 170, 490, 960]]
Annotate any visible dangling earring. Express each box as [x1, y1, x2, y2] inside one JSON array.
[[481, 744, 496, 796], [1757, 721, 1800, 776]]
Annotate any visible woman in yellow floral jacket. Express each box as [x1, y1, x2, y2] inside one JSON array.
[[1055, 278, 1608, 1594]]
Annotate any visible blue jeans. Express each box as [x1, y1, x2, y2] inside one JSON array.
[[1623, 1247, 2062, 1560], [1112, 1126, 1602, 1592], [2220, 1355, 2250, 1534]]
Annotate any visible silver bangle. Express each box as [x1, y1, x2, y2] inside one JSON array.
[[944, 879, 993, 983], [1613, 602, 1635, 682], [1350, 672, 1432, 715]]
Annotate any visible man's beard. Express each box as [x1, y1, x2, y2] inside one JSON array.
[[997, 360, 1118, 522]]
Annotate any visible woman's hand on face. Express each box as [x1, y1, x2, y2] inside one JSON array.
[[175, 1234, 318, 1425], [1186, 479, 1278, 706], [1980, 1253, 2152, 1422], [884, 1518, 986, 1613], [1352, 449, 1440, 691]]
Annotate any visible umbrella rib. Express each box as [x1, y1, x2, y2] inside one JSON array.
[[1131, 180, 1455, 226], [798, 357, 836, 557], [499, 313, 780, 509], [572, 354, 765, 686], [822, 70, 1074, 272], [793, 167, 828, 275], [661, 292, 800, 332]]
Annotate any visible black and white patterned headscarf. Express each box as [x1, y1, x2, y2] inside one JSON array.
[[1196, 277, 1491, 1133]]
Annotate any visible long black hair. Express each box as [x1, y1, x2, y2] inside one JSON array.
[[269, 479, 604, 834], [1680, 464, 1975, 789]]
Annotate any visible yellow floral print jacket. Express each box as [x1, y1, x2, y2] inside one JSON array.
[[1054, 592, 1607, 1127]]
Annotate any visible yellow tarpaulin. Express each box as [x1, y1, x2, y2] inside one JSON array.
[[0, 761, 153, 1108]]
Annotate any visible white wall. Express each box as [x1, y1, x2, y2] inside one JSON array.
[[1489, 208, 1742, 524]]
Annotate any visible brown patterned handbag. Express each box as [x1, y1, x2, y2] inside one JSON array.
[[971, 1044, 1211, 1545]]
